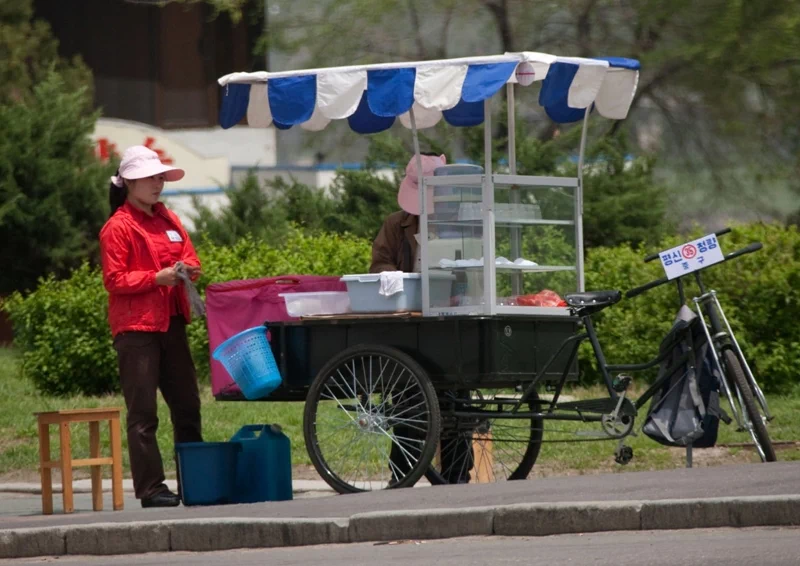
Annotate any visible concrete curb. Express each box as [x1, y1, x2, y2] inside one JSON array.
[[2, 495, 799, 559], [168, 518, 350, 553], [494, 500, 642, 536], [349, 506, 496, 542]]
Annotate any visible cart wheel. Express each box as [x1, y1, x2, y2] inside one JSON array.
[[426, 388, 543, 485], [303, 344, 441, 493]]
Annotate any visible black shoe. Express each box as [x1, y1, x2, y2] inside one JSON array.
[[141, 490, 181, 508]]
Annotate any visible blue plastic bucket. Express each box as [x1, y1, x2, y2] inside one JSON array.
[[176, 441, 241, 506], [212, 326, 282, 399]]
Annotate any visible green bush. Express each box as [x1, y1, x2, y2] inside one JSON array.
[[2, 227, 371, 396], [3, 223, 797, 396], [1, 263, 117, 396]]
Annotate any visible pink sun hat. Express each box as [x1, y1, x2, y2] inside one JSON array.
[[397, 154, 446, 216], [110, 145, 185, 187]]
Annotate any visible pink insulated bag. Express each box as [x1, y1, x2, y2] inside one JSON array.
[[206, 275, 346, 397]]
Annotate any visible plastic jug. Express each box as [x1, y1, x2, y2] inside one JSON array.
[[229, 424, 293, 503]]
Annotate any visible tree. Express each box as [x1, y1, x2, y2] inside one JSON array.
[[190, 173, 290, 246], [0, 1, 112, 295], [0, 71, 112, 295], [190, 168, 396, 245], [0, 0, 92, 104], [323, 170, 399, 239]]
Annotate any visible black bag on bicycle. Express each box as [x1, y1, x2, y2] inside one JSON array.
[[642, 306, 721, 448]]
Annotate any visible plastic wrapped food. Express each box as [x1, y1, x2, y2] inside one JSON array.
[[516, 290, 568, 307]]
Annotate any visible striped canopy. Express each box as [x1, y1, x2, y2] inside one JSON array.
[[217, 52, 640, 133]]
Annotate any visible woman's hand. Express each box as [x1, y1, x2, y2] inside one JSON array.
[[155, 267, 179, 287]]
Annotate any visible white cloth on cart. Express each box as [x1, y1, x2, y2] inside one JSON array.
[[379, 271, 405, 296]]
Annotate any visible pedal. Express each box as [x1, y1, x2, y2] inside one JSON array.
[[614, 444, 633, 465], [557, 397, 637, 417], [612, 374, 632, 393]]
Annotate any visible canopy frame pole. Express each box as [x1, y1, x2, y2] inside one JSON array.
[[576, 107, 590, 292], [483, 98, 497, 315], [507, 83, 522, 297], [409, 107, 430, 316]]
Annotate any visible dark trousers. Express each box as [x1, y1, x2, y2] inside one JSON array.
[[389, 424, 474, 483], [113, 317, 203, 499], [389, 388, 474, 484]]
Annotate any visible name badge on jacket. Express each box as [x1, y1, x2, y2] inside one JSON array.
[[166, 230, 183, 243]]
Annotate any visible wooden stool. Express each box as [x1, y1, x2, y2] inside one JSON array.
[[35, 408, 124, 514]]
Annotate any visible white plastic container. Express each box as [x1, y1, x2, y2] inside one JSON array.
[[340, 273, 455, 313], [279, 291, 351, 317]]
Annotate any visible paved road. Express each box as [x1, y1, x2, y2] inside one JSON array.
[[4, 527, 798, 566], [2, 461, 797, 530]]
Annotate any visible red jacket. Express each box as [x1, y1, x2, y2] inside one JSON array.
[[100, 202, 201, 337]]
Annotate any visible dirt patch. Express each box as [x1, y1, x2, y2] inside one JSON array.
[[665, 445, 758, 468], [0, 468, 92, 484], [292, 464, 326, 480]]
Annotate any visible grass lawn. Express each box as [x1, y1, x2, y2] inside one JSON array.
[[1, 347, 797, 483]]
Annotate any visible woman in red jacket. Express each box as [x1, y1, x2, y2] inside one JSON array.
[[100, 145, 203, 508]]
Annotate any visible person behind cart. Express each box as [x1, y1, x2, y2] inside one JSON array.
[[371, 153, 474, 484], [100, 146, 204, 508]]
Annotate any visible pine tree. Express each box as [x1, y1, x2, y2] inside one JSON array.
[[0, 1, 112, 294]]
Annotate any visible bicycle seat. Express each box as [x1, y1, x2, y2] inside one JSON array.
[[564, 290, 622, 316]]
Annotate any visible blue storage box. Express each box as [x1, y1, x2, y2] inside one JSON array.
[[230, 424, 293, 503], [176, 441, 241, 506]]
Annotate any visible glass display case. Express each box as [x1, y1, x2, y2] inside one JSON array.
[[420, 169, 580, 317]]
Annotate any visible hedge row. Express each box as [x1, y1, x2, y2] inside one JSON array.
[[3, 223, 797, 396]]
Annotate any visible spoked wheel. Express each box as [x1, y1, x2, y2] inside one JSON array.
[[426, 388, 544, 485], [303, 344, 441, 493], [722, 349, 776, 462]]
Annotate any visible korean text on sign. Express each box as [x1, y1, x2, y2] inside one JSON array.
[[659, 234, 725, 280]]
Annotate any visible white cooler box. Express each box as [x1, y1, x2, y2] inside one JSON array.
[[341, 273, 455, 313]]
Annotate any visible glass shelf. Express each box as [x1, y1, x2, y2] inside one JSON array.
[[431, 265, 576, 273], [428, 219, 575, 227]]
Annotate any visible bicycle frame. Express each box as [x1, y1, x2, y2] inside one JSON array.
[[445, 234, 771, 447], [448, 313, 691, 430]]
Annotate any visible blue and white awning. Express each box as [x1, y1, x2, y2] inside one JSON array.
[[218, 52, 640, 133]]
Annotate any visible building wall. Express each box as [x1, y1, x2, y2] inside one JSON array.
[[35, 0, 254, 129]]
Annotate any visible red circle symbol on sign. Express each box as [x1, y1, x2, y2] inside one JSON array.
[[681, 244, 697, 259]]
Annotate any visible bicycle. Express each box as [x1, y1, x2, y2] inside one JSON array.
[[627, 228, 776, 462]]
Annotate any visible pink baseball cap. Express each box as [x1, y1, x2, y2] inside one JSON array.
[[397, 154, 446, 216], [110, 145, 185, 187]]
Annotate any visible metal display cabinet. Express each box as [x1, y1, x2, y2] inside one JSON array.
[[420, 172, 580, 317]]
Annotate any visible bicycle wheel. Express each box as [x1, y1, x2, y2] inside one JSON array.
[[722, 349, 776, 462], [426, 389, 543, 485], [303, 344, 441, 493]]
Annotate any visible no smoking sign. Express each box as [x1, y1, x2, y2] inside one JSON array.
[[681, 244, 697, 259]]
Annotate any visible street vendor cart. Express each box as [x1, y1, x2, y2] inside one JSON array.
[[211, 52, 643, 493]]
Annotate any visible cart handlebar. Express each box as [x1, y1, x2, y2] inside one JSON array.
[[626, 241, 762, 299], [643, 227, 732, 263]]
